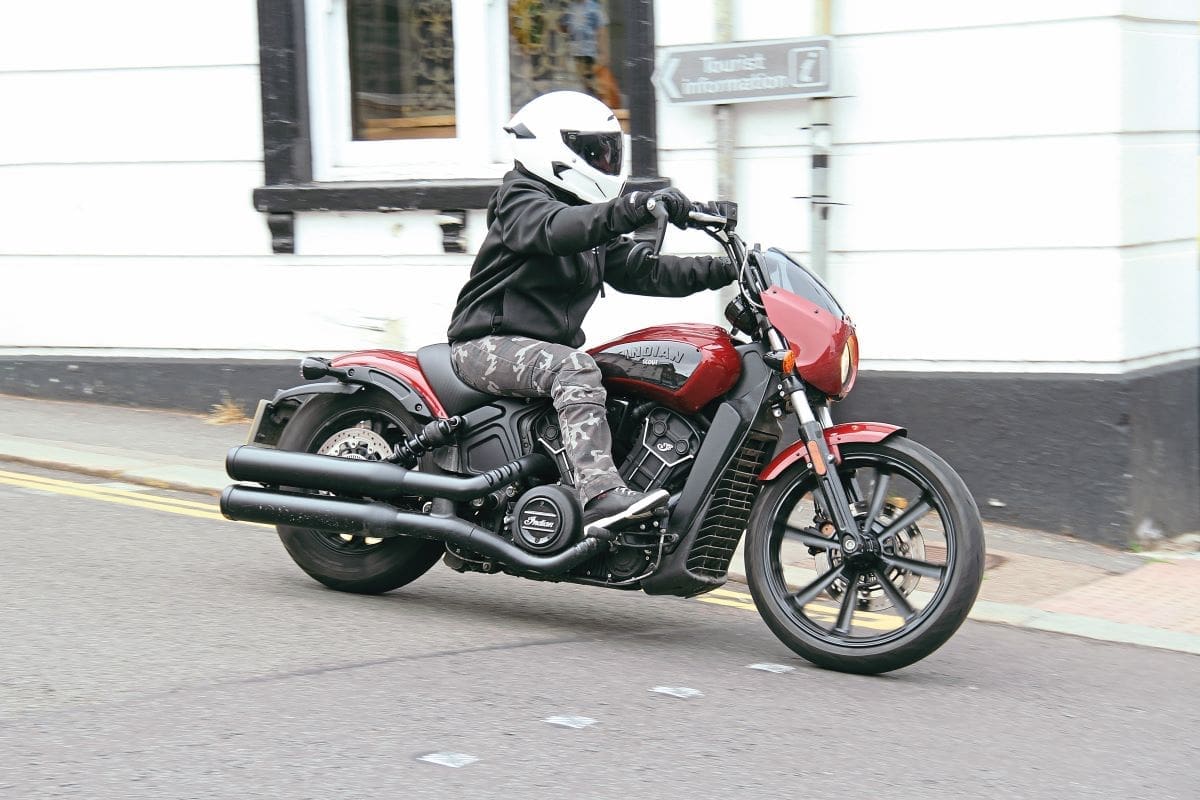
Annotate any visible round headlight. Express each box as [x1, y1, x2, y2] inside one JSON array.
[[838, 333, 859, 396]]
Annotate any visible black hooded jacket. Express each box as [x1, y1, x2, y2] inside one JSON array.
[[446, 169, 733, 348]]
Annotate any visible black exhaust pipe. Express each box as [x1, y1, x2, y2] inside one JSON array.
[[220, 484, 603, 575], [225, 445, 555, 501]]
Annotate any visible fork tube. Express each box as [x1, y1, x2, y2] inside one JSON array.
[[767, 331, 865, 547]]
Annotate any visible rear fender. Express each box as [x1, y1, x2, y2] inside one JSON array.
[[248, 350, 445, 447], [758, 422, 906, 482], [329, 350, 447, 419]]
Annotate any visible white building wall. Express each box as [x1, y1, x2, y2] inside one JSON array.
[[1, 0, 1195, 373], [0, 0, 723, 359], [654, 0, 1199, 373]]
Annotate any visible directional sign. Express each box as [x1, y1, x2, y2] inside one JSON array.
[[653, 37, 832, 105]]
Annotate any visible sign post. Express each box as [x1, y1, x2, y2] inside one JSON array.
[[652, 37, 832, 106]]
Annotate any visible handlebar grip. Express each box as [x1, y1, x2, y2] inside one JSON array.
[[687, 210, 727, 228]]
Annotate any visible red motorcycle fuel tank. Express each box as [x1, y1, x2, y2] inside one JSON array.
[[588, 324, 742, 414]]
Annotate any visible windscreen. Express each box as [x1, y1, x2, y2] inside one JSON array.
[[758, 248, 845, 318]]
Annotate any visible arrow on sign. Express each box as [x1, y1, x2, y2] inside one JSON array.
[[653, 54, 682, 101]]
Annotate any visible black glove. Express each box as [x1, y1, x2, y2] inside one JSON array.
[[717, 256, 740, 284], [644, 187, 693, 229]]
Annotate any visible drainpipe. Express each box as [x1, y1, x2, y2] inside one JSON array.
[[712, 0, 739, 318], [809, 0, 832, 279], [714, 1, 734, 202]]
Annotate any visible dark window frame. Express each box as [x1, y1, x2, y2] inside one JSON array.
[[254, 0, 664, 253]]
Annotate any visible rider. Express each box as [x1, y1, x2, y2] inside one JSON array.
[[446, 90, 734, 534], [447, 90, 737, 536]]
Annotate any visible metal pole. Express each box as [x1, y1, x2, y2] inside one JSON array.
[[711, 0, 740, 318], [715, 0, 734, 201], [809, 0, 832, 279]]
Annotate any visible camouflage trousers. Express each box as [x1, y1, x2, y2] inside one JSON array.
[[449, 335, 626, 504]]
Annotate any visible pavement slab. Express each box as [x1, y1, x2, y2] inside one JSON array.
[[1034, 559, 1200, 635]]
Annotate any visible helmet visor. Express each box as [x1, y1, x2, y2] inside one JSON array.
[[561, 130, 623, 176]]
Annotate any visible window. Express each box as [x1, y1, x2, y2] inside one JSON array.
[[347, 0, 457, 141], [253, 0, 661, 252], [308, 0, 635, 181], [306, 0, 502, 181], [508, 0, 628, 120]]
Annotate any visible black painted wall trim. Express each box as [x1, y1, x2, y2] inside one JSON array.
[[253, 180, 503, 214], [4, 357, 1196, 546], [834, 360, 1200, 548], [253, 0, 664, 252], [625, 0, 659, 178], [257, 0, 311, 186], [0, 358, 301, 421]]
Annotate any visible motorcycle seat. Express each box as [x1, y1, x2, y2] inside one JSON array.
[[416, 343, 497, 417]]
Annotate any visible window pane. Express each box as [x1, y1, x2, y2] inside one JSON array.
[[508, 0, 626, 119], [348, 0, 456, 140]]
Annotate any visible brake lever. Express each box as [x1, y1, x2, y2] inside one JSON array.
[[645, 197, 670, 260]]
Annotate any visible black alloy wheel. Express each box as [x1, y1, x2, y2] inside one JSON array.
[[746, 437, 985, 674], [274, 391, 444, 594]]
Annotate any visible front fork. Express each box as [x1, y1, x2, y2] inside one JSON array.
[[768, 334, 871, 556]]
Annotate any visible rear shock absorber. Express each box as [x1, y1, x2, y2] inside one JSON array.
[[389, 416, 463, 467]]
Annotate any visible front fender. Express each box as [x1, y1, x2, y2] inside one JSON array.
[[758, 422, 906, 481]]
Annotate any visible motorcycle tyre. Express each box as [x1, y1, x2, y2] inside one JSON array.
[[275, 391, 444, 595], [745, 437, 985, 675]]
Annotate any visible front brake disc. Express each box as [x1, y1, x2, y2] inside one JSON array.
[[815, 503, 926, 612]]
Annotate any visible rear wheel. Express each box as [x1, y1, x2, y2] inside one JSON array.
[[746, 437, 985, 674], [275, 391, 444, 594]]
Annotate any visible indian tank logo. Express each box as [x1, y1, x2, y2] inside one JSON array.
[[613, 343, 687, 364], [595, 340, 704, 392]]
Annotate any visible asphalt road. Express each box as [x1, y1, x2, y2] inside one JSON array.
[[1, 465, 1196, 799]]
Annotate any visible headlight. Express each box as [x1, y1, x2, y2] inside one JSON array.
[[839, 333, 859, 396]]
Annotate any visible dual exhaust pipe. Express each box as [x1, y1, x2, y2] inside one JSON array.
[[220, 445, 601, 574]]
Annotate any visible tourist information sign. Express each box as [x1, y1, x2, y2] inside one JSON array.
[[653, 37, 832, 105]]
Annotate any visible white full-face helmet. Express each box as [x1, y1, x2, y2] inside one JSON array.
[[505, 91, 626, 203]]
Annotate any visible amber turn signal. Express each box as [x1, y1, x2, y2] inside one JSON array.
[[764, 349, 796, 374], [781, 350, 796, 374]]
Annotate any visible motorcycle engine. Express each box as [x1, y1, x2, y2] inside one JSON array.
[[616, 405, 703, 493]]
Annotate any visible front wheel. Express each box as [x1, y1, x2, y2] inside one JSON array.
[[746, 437, 985, 674], [274, 390, 445, 594]]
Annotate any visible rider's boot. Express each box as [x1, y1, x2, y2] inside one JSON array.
[[583, 486, 669, 538]]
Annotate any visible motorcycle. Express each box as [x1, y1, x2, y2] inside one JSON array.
[[220, 200, 985, 674]]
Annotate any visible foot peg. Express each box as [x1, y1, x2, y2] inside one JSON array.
[[583, 488, 669, 539]]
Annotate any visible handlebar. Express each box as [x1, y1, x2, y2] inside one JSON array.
[[643, 198, 739, 262], [644, 198, 733, 262], [641, 197, 763, 317], [688, 209, 728, 227]]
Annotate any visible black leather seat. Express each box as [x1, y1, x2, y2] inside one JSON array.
[[416, 343, 496, 417]]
